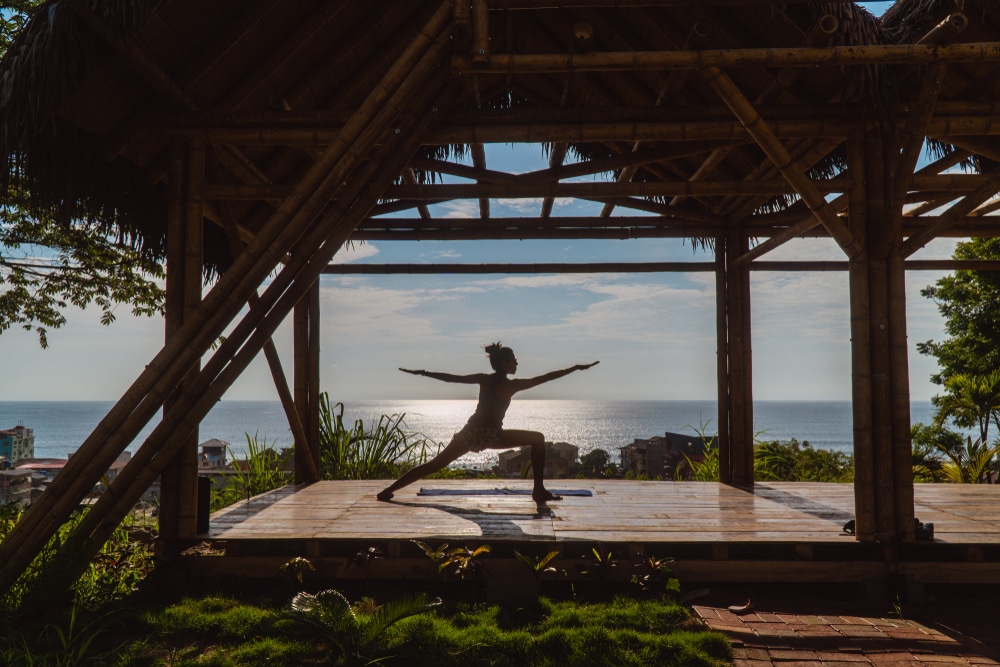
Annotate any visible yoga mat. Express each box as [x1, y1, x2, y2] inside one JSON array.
[[418, 487, 592, 496]]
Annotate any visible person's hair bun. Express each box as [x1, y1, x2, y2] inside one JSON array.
[[484, 341, 504, 356]]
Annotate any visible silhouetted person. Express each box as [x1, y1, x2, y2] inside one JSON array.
[[377, 342, 599, 503]]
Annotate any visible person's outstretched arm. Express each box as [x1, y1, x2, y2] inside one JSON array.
[[509, 361, 599, 393], [399, 368, 486, 384]]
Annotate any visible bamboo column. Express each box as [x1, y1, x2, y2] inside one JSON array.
[[294, 281, 321, 482], [715, 229, 754, 486], [160, 138, 205, 549], [847, 130, 915, 543], [0, 0, 455, 594], [728, 225, 754, 486], [715, 236, 731, 484]]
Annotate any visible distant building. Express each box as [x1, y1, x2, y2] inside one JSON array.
[[497, 442, 579, 478], [0, 425, 35, 464], [0, 469, 31, 507], [198, 439, 229, 470], [619, 432, 706, 479]]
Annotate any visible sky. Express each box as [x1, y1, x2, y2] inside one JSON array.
[[0, 1, 959, 404]]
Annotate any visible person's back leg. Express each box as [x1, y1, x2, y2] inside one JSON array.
[[377, 437, 467, 501]]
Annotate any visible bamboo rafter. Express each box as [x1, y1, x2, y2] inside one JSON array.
[[453, 42, 1000, 73], [703, 66, 859, 258]]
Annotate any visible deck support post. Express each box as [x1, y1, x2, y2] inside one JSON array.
[[848, 130, 915, 543], [160, 137, 205, 552], [716, 228, 754, 486], [294, 280, 322, 482]]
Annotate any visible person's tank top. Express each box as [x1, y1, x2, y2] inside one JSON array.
[[465, 374, 511, 428]]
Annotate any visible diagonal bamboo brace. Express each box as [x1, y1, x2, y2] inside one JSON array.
[[702, 65, 860, 259]]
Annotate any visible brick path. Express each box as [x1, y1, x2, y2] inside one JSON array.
[[692, 589, 1000, 666]]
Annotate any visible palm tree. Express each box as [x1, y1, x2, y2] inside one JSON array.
[[938, 437, 1000, 484], [932, 370, 1000, 446]]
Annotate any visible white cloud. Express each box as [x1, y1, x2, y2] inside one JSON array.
[[330, 242, 380, 263]]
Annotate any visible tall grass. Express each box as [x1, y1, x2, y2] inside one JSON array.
[[212, 432, 291, 511], [319, 394, 436, 480]]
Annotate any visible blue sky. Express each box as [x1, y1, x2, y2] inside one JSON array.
[[1, 1, 955, 403]]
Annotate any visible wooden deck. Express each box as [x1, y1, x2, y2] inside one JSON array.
[[187, 481, 1000, 586]]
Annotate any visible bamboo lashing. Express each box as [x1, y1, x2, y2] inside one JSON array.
[[0, 0, 456, 594]]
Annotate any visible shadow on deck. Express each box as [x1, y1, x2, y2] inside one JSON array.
[[179, 481, 1000, 587]]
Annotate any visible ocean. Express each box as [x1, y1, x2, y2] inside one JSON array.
[[0, 399, 942, 469]]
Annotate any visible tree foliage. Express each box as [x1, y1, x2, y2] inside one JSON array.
[[918, 238, 1000, 384], [1, 1, 166, 347]]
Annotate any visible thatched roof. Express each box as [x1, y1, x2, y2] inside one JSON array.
[[2, 0, 1000, 271]]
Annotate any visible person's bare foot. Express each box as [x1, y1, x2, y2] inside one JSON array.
[[376, 489, 394, 501], [532, 490, 563, 502]]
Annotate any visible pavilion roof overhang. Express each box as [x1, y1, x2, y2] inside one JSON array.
[[3, 0, 1000, 270]]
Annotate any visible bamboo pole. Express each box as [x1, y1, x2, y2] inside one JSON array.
[[198, 118, 858, 144], [160, 142, 186, 545], [218, 204, 317, 483], [0, 2, 455, 594], [402, 169, 432, 219], [731, 202, 837, 267], [726, 226, 750, 486], [715, 237, 731, 485], [294, 291, 310, 482], [491, 0, 875, 7], [384, 178, 848, 199], [472, 0, 489, 64], [847, 130, 875, 543], [901, 166, 1000, 258], [541, 143, 567, 218], [888, 251, 914, 542], [307, 281, 321, 477], [179, 137, 205, 539], [471, 143, 491, 218], [703, 66, 860, 258], [66, 83, 457, 573], [453, 41, 1000, 73]]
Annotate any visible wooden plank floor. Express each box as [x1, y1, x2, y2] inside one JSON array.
[[197, 481, 1000, 584], [208, 480, 1000, 544]]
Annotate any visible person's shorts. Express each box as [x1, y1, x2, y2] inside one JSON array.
[[455, 425, 503, 453]]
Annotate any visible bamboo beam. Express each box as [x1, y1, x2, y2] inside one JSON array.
[[491, 0, 868, 6], [901, 166, 1000, 258], [384, 178, 848, 199], [324, 261, 716, 274], [703, 66, 860, 258], [192, 118, 859, 144], [408, 141, 744, 185], [0, 1, 456, 595], [453, 42, 1000, 73], [194, 172, 1000, 203]]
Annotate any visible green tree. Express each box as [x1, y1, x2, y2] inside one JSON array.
[[918, 238, 1000, 384], [2, 1, 165, 347]]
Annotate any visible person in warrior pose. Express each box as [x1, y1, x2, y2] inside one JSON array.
[[377, 342, 599, 503]]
